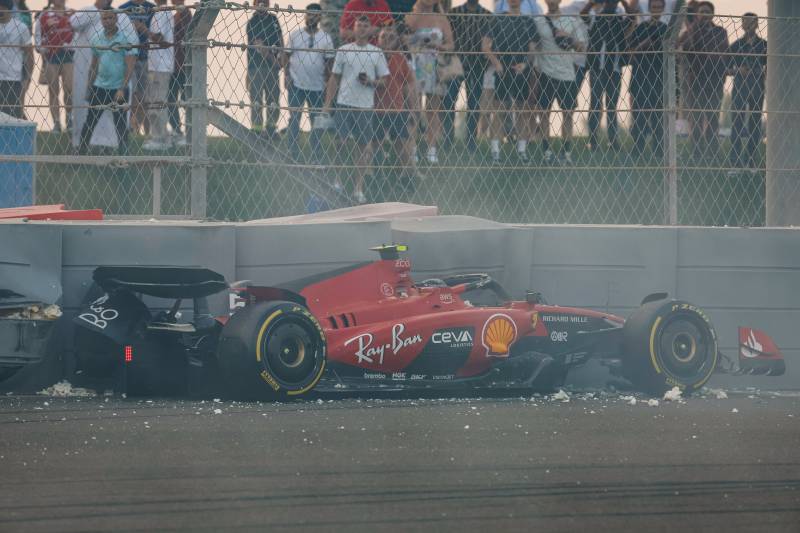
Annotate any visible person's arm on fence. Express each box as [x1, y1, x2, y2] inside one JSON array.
[[87, 54, 99, 87], [323, 73, 340, 113], [119, 53, 136, 101], [481, 35, 502, 75]]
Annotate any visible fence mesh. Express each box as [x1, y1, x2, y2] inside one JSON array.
[[1, 1, 798, 225]]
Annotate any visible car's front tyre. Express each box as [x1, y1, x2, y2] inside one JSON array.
[[622, 299, 718, 396]]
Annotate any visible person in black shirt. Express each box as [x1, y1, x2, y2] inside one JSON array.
[[629, 0, 667, 158], [727, 12, 766, 172], [443, 0, 491, 151], [581, 0, 635, 151], [247, 0, 283, 135], [482, 0, 538, 163]]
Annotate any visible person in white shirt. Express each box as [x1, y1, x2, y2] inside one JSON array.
[[70, 0, 137, 148], [142, 0, 173, 150], [0, 0, 32, 119], [534, 0, 587, 164], [323, 15, 389, 203], [494, 0, 541, 15], [284, 3, 334, 162]]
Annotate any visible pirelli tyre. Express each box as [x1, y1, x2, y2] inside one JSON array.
[[621, 299, 718, 396], [216, 301, 326, 400]]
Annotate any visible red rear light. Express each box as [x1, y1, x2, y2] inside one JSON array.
[[124, 345, 133, 363]]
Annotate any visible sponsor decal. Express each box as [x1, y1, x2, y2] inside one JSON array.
[[78, 295, 119, 330], [550, 331, 569, 342], [395, 258, 411, 269], [741, 328, 762, 359], [432, 374, 455, 380], [364, 372, 386, 380], [541, 314, 589, 324], [531, 311, 539, 330], [481, 314, 518, 358], [380, 282, 394, 297], [260, 370, 280, 391], [440, 293, 454, 304], [431, 328, 474, 349], [391, 372, 406, 380], [344, 323, 423, 365], [410, 374, 426, 380]]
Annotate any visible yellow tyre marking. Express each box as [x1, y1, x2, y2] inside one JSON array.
[[287, 359, 326, 396], [255, 309, 283, 362], [649, 316, 663, 374]]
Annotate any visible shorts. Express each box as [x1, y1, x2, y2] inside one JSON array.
[[335, 105, 374, 146], [45, 49, 74, 65], [482, 65, 495, 91], [537, 72, 579, 111], [373, 112, 410, 141], [495, 70, 530, 103], [130, 60, 148, 98]]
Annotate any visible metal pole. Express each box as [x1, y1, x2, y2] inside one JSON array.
[[185, 0, 221, 219], [766, 0, 800, 226], [189, 43, 208, 219], [663, 0, 686, 225], [152, 166, 162, 217]]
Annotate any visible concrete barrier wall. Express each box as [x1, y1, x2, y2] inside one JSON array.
[[1, 213, 798, 390]]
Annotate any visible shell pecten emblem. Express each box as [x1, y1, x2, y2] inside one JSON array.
[[481, 313, 518, 358]]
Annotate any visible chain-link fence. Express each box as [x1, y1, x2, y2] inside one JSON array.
[[1, 1, 798, 225]]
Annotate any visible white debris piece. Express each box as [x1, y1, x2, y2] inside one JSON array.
[[38, 381, 95, 398], [551, 389, 570, 403], [707, 388, 728, 399], [621, 395, 637, 406], [213, 408, 223, 415], [731, 408, 739, 413], [647, 399, 660, 407], [663, 387, 682, 402], [4, 304, 62, 320]]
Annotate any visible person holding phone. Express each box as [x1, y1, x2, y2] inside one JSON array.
[[324, 15, 390, 203]]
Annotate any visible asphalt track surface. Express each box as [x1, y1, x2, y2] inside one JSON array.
[[1, 389, 798, 532]]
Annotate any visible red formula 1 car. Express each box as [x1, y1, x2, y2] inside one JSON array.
[[71, 245, 785, 398]]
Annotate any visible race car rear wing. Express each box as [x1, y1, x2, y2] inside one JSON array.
[[93, 267, 228, 299]]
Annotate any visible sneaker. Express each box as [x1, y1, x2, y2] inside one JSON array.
[[142, 139, 169, 151], [561, 151, 574, 165], [543, 149, 555, 165], [426, 148, 438, 165], [332, 180, 344, 192], [354, 190, 367, 204]]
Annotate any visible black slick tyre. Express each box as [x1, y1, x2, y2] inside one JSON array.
[[621, 299, 718, 396], [216, 301, 326, 400]]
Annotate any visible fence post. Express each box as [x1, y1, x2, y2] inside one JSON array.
[[766, 0, 800, 226], [663, 0, 686, 225], [185, 0, 221, 219]]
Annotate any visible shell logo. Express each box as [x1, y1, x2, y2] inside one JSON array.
[[481, 313, 518, 358]]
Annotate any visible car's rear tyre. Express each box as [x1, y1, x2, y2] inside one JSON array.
[[622, 299, 718, 396], [217, 301, 326, 400]]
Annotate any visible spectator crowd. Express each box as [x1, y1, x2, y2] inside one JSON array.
[[0, 0, 769, 200]]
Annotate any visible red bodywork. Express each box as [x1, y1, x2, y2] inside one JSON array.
[[246, 254, 624, 381]]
